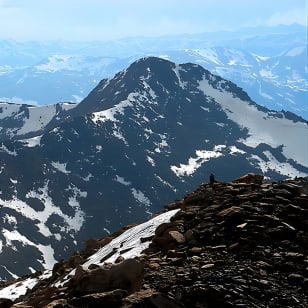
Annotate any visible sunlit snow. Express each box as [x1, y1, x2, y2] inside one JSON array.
[[229, 146, 246, 155], [115, 175, 131, 186], [131, 188, 151, 208], [173, 65, 187, 89], [0, 143, 17, 156], [51, 161, 70, 174], [193, 48, 221, 65], [20, 135, 42, 147], [0, 270, 52, 301], [198, 77, 308, 168], [91, 93, 138, 124], [2, 229, 57, 269], [171, 147, 224, 177], [0, 209, 179, 300], [1, 182, 86, 237], [83, 209, 179, 268], [0, 182, 86, 284], [0, 102, 76, 137], [250, 151, 308, 178]]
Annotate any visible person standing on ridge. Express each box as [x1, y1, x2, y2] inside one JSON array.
[[210, 173, 215, 186]]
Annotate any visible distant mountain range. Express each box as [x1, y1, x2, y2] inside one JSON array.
[[0, 56, 307, 280], [0, 24, 307, 119]]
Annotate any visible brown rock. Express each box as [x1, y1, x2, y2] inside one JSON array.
[[69, 258, 144, 295], [0, 298, 13, 308], [190, 247, 202, 253], [155, 222, 177, 237], [152, 236, 173, 249], [232, 173, 264, 185], [217, 206, 242, 218], [43, 299, 69, 308], [69, 289, 128, 306], [149, 292, 184, 308], [288, 273, 304, 285], [168, 231, 186, 243]]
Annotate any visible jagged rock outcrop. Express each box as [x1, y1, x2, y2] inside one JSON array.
[[2, 175, 308, 307]]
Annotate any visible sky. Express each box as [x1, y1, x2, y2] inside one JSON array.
[[0, 0, 307, 41]]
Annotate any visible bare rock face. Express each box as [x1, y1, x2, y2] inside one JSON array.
[[0, 298, 13, 308], [2, 175, 308, 307], [68, 258, 144, 296], [232, 172, 264, 184]]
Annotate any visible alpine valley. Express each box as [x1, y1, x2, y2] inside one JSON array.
[[0, 56, 307, 280]]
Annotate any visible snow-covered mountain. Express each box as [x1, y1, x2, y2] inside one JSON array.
[[0, 24, 306, 118], [0, 102, 76, 141], [0, 57, 307, 280]]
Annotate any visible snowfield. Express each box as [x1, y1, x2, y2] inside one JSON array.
[[0, 209, 179, 300]]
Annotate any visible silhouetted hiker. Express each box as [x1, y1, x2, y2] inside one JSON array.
[[210, 173, 215, 186]]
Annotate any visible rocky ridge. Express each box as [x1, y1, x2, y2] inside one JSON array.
[[1, 174, 308, 307]]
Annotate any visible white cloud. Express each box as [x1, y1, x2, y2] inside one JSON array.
[[266, 8, 307, 26]]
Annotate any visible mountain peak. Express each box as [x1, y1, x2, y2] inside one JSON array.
[[0, 57, 307, 282]]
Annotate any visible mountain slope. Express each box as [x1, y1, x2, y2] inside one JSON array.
[[0, 57, 307, 280], [0, 102, 76, 141], [0, 175, 307, 307]]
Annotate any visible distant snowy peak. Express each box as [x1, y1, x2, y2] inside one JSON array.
[[35, 54, 83, 72], [0, 29, 306, 117], [0, 101, 76, 141], [157, 46, 307, 118], [35, 54, 116, 73]]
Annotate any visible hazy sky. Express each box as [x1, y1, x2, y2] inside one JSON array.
[[0, 0, 306, 41]]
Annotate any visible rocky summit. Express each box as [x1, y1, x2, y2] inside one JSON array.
[[1, 174, 308, 307]]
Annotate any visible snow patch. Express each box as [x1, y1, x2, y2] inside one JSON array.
[[115, 175, 131, 186], [82, 173, 93, 182], [91, 92, 139, 124], [251, 151, 307, 178], [131, 188, 151, 207], [173, 65, 187, 89], [51, 161, 70, 174], [194, 48, 221, 65], [2, 229, 57, 268], [147, 155, 155, 166], [20, 135, 42, 147], [0, 182, 87, 238], [198, 77, 308, 168], [0, 143, 17, 156], [229, 146, 246, 155], [154, 134, 169, 153], [171, 146, 224, 177], [96, 145, 103, 152], [0, 270, 52, 301], [83, 209, 179, 268]]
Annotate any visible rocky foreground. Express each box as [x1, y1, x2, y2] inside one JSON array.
[[1, 174, 308, 307]]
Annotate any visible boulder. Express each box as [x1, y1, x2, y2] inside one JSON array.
[[232, 173, 264, 185], [68, 258, 144, 296]]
